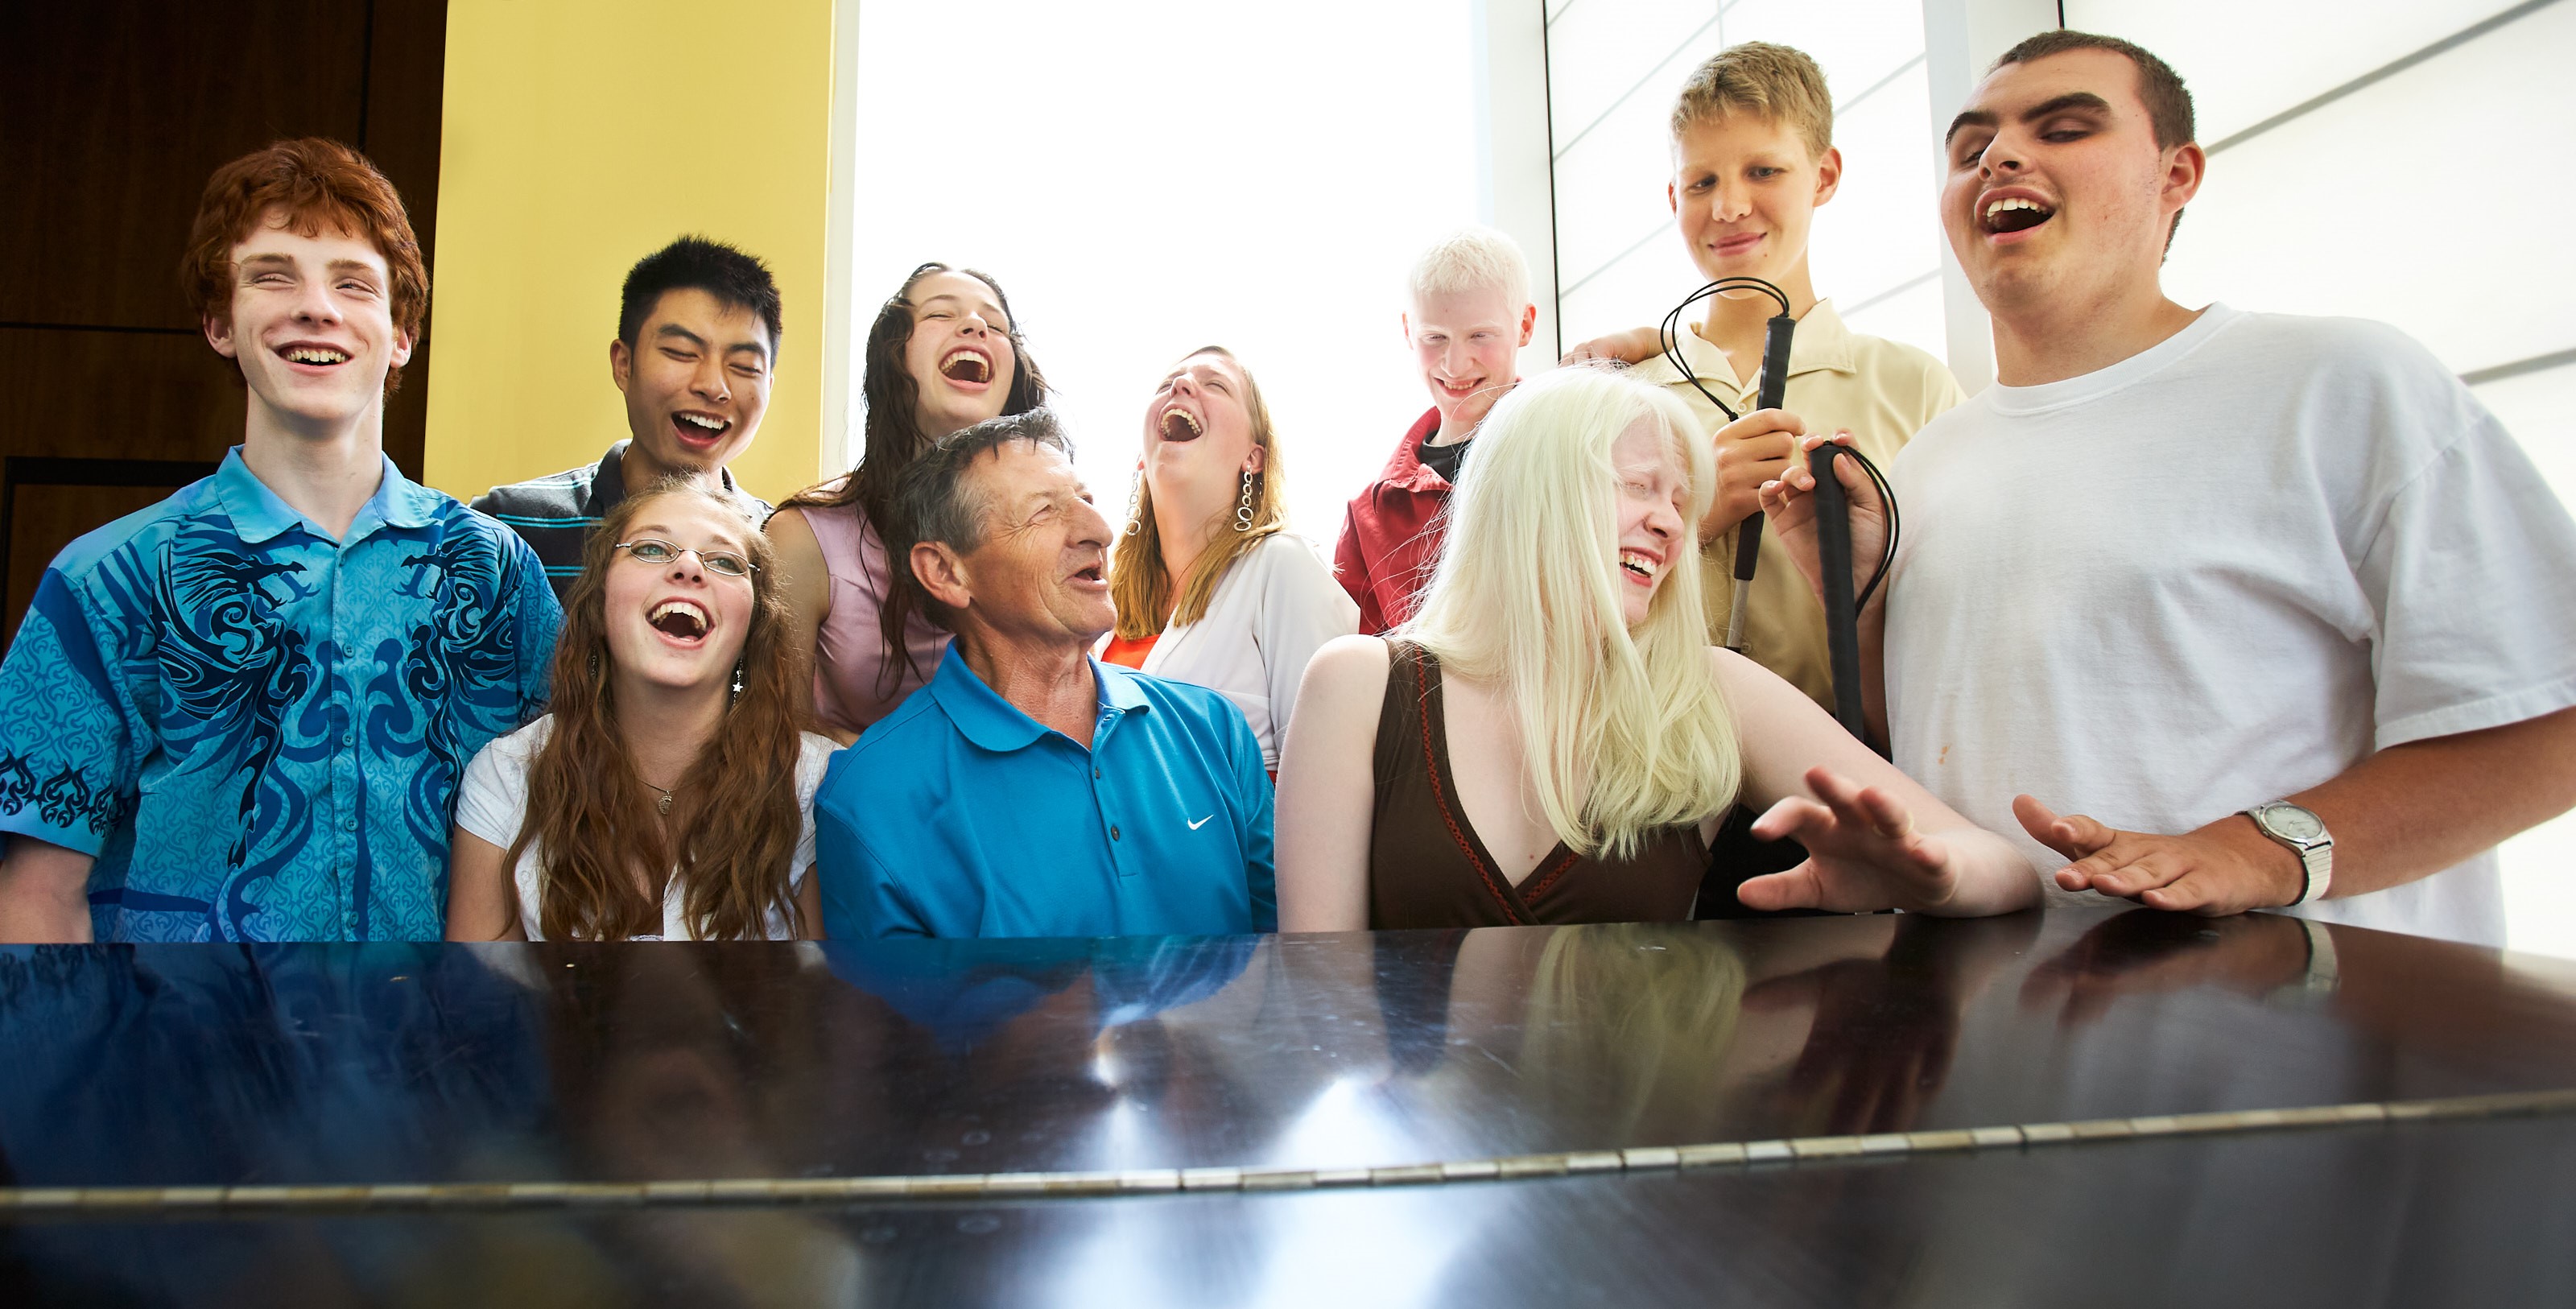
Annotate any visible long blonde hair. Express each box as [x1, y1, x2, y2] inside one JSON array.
[[1521, 925, 1748, 1138], [1402, 364, 1740, 859], [1111, 345, 1289, 641]]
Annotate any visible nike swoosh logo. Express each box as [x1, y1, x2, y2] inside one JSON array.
[[1187, 815, 1214, 831]]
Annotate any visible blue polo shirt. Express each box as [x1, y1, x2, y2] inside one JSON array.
[[814, 643, 1275, 939]]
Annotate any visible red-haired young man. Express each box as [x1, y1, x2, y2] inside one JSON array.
[[0, 139, 559, 944]]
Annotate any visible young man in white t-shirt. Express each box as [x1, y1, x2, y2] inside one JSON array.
[[1759, 31, 2576, 946]]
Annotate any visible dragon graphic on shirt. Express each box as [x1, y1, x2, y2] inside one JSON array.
[[374, 527, 534, 873], [0, 485, 549, 943], [151, 525, 321, 937]]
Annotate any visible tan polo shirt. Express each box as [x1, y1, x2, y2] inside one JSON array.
[[1627, 299, 1965, 710]]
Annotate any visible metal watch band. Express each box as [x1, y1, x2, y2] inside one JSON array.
[[2288, 840, 2332, 906], [2245, 803, 2333, 906]]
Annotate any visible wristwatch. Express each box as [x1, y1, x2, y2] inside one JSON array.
[[2243, 801, 2333, 906]]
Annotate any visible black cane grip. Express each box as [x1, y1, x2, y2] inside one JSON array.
[[1731, 313, 1799, 586], [1810, 442, 1869, 741], [1757, 313, 1794, 413]]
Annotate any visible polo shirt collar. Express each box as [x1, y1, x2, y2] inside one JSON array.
[[1097, 658, 1151, 713], [927, 642, 1145, 752], [213, 446, 436, 545], [1381, 406, 1467, 494], [1639, 298, 1860, 394]]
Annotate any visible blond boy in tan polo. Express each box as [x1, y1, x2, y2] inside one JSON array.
[[1568, 42, 1962, 712]]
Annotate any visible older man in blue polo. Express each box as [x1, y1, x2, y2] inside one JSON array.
[[813, 410, 1275, 939]]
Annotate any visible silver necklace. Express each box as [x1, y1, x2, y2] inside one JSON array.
[[646, 783, 675, 816]]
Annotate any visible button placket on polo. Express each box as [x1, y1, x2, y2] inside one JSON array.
[[1090, 706, 1138, 880], [323, 538, 361, 937]]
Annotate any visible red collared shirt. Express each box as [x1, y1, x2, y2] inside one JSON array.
[[1333, 407, 1459, 635]]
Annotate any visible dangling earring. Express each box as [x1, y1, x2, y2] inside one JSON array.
[[1124, 467, 1143, 536], [1232, 469, 1257, 533], [730, 659, 745, 704]]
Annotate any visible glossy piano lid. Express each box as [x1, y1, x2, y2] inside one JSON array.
[[4, 905, 2575, 1306]]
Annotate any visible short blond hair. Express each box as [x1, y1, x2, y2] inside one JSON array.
[[1406, 225, 1530, 312], [1670, 42, 1833, 161]]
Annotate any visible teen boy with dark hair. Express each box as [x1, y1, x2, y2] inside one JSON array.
[[0, 139, 559, 944], [477, 235, 782, 597], [1761, 32, 2576, 944], [1570, 43, 1964, 711]]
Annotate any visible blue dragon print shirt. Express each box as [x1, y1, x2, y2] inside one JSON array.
[[0, 450, 561, 942]]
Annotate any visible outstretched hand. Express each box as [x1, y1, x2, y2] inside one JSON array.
[[1757, 432, 1886, 605], [1736, 766, 1964, 913], [2012, 795, 2306, 915]]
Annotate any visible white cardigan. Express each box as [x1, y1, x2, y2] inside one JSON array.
[[1138, 533, 1360, 769]]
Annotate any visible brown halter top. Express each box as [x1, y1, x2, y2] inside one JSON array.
[[1367, 643, 1710, 928]]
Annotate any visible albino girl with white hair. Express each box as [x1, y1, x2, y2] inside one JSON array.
[[1277, 365, 2037, 929]]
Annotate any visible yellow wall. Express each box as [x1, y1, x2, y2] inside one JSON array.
[[426, 0, 837, 505]]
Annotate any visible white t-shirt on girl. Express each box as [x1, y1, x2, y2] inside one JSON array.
[[1884, 304, 2576, 948], [1135, 532, 1360, 770], [455, 716, 840, 940]]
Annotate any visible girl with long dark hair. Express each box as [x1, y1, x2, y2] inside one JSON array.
[[446, 483, 836, 940], [766, 262, 1049, 741]]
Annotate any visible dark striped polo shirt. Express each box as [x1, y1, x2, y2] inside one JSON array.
[[470, 440, 773, 601]]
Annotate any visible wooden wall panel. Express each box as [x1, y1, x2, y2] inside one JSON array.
[[0, 1, 448, 644], [0, 333, 248, 466], [4, 485, 190, 649], [0, 5, 369, 330]]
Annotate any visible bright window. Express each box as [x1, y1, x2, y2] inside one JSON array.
[[1545, 0, 1946, 360], [844, 0, 1477, 545]]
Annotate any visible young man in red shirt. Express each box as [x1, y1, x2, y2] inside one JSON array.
[[1333, 226, 1538, 634]]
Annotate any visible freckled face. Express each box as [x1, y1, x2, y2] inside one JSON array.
[[206, 209, 412, 430]]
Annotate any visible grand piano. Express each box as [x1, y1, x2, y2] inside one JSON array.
[[5, 905, 2574, 1306]]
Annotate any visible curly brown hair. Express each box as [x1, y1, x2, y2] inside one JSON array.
[[179, 138, 430, 393], [506, 484, 812, 940]]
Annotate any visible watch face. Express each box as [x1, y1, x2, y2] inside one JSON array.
[[2265, 805, 2326, 842]]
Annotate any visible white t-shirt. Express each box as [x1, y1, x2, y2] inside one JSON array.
[[455, 716, 840, 940], [1139, 532, 1360, 769], [1885, 304, 2576, 947]]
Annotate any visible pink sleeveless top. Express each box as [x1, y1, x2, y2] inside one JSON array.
[[794, 489, 949, 738]]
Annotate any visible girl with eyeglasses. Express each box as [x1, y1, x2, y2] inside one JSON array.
[[445, 483, 838, 940]]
